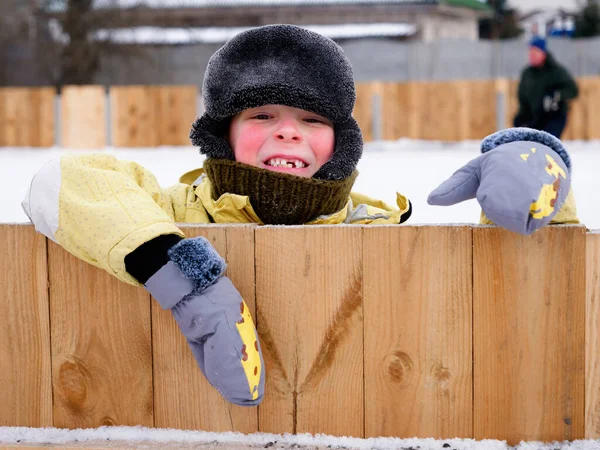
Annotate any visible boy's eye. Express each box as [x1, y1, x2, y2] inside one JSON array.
[[252, 114, 271, 120], [304, 117, 327, 124]]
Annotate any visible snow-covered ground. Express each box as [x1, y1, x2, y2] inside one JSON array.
[[2, 139, 599, 229], [1, 424, 600, 449]]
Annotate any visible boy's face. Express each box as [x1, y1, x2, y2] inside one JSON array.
[[229, 104, 335, 178]]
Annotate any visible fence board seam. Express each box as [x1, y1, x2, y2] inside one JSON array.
[[45, 236, 55, 426]]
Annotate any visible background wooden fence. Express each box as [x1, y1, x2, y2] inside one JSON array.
[[1, 78, 600, 148], [0, 223, 597, 445]]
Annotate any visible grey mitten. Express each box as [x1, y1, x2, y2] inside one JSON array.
[[145, 237, 264, 406], [428, 128, 571, 235]]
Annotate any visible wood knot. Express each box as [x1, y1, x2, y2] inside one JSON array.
[[101, 416, 116, 426], [432, 363, 451, 381], [57, 359, 89, 407], [386, 351, 413, 384]]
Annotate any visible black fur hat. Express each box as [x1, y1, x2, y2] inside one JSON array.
[[189, 24, 362, 181]]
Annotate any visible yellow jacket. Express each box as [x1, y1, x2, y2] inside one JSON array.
[[22, 154, 411, 286]]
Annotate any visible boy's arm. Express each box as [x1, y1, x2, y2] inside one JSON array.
[[22, 153, 185, 285], [22, 154, 266, 406]]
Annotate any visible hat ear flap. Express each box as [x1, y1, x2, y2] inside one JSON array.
[[313, 117, 363, 181], [190, 114, 236, 160]]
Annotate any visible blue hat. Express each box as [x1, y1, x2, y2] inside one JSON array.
[[529, 35, 547, 52]]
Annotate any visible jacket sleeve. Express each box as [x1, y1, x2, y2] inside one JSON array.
[[514, 73, 533, 127], [556, 66, 579, 101], [22, 153, 187, 285]]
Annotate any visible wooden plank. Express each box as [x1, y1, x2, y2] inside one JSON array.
[[506, 79, 520, 129], [417, 81, 465, 141], [473, 226, 586, 444], [0, 225, 52, 426], [413, 81, 432, 140], [152, 225, 258, 433], [363, 226, 473, 439], [48, 241, 153, 428], [405, 82, 421, 139], [0, 88, 55, 147], [586, 232, 600, 438], [353, 82, 378, 142], [455, 81, 471, 141], [467, 80, 496, 140], [256, 226, 364, 437], [563, 77, 588, 141], [1, 88, 28, 146], [0, 89, 4, 145], [110, 86, 158, 147], [584, 78, 600, 140], [155, 86, 198, 146], [33, 87, 56, 147], [381, 82, 416, 141], [61, 86, 106, 149], [425, 81, 465, 141]]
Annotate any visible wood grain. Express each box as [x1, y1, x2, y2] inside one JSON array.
[[110, 86, 158, 147], [61, 86, 106, 149], [382, 82, 417, 140], [473, 226, 586, 444], [256, 226, 364, 437], [0, 225, 52, 426], [584, 77, 600, 140], [354, 82, 378, 142], [586, 233, 600, 438], [467, 80, 496, 140], [48, 241, 153, 428], [152, 225, 258, 432], [155, 86, 198, 146], [0, 87, 54, 147], [363, 226, 473, 439]]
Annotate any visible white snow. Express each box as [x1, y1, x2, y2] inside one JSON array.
[[0, 424, 599, 449], [2, 139, 599, 230], [93, 23, 417, 45]]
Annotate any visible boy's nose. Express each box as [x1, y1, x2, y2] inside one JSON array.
[[275, 125, 302, 143]]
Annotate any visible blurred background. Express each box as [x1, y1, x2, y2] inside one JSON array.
[[1, 0, 598, 86], [1, 0, 599, 227]]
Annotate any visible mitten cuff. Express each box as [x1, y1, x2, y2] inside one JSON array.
[[481, 128, 571, 172], [168, 237, 227, 292]]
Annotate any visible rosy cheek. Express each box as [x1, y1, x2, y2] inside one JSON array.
[[232, 124, 267, 165], [310, 128, 335, 164]]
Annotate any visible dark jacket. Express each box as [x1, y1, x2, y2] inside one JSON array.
[[513, 52, 579, 129]]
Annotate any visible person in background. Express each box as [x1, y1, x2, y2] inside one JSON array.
[[513, 36, 579, 139]]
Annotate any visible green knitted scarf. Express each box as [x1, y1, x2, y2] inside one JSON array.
[[203, 159, 358, 225]]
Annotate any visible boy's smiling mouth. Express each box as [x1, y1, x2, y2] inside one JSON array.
[[262, 156, 310, 174]]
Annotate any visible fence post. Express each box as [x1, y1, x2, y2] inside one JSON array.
[[106, 87, 112, 147], [54, 93, 61, 147], [496, 89, 506, 131], [371, 92, 383, 142]]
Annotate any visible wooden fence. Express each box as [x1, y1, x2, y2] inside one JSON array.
[[1, 78, 600, 148], [0, 223, 598, 445]]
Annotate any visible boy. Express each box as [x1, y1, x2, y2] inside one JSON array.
[[22, 25, 576, 408]]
